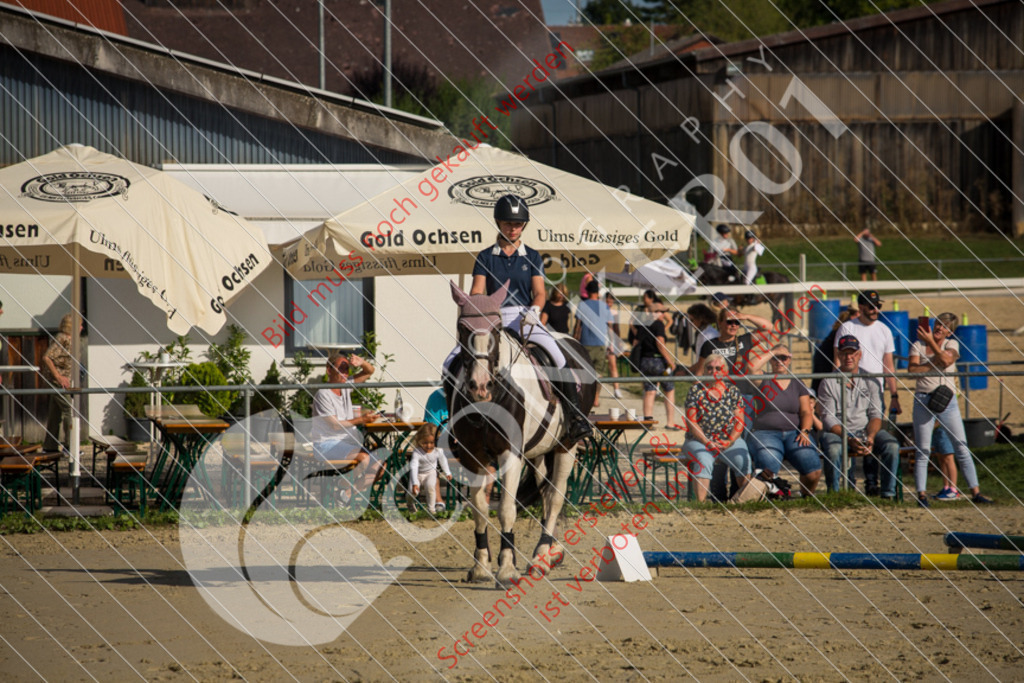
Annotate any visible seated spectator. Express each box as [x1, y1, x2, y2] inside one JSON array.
[[686, 303, 718, 373], [694, 307, 772, 396], [747, 344, 822, 496], [908, 312, 993, 506], [409, 423, 452, 514], [312, 353, 383, 495], [682, 355, 752, 502], [817, 336, 899, 498], [424, 387, 449, 428]]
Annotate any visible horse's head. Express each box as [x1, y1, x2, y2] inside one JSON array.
[[450, 280, 507, 403]]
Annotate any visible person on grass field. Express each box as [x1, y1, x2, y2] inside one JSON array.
[[445, 194, 591, 443]]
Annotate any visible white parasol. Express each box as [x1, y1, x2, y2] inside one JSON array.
[[280, 144, 694, 280], [1, 144, 272, 501]]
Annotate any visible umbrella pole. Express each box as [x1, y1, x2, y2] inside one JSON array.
[[71, 246, 81, 505]]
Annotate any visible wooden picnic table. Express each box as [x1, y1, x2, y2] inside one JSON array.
[[146, 406, 229, 510], [567, 413, 657, 506]]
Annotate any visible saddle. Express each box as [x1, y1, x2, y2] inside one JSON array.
[[501, 329, 578, 405]]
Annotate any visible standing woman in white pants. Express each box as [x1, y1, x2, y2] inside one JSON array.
[[908, 312, 993, 506]]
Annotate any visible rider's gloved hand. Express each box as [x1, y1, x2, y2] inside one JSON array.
[[523, 306, 542, 326]]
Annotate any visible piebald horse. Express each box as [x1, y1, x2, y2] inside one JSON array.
[[446, 282, 597, 586]]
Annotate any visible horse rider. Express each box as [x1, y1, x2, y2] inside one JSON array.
[[708, 224, 741, 282], [445, 194, 592, 443], [742, 229, 765, 284]]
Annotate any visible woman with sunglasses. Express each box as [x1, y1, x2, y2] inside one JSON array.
[[682, 354, 752, 502], [694, 308, 772, 394], [746, 344, 823, 496]]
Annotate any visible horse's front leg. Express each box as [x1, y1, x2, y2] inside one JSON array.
[[466, 467, 493, 583], [532, 447, 575, 574], [495, 451, 524, 587]]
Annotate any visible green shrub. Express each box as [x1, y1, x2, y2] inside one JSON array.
[[123, 371, 151, 419], [172, 362, 235, 418], [250, 361, 285, 414]]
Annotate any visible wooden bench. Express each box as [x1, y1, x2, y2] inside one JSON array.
[[636, 446, 696, 503], [91, 435, 140, 472], [221, 435, 282, 507], [300, 453, 360, 507], [107, 452, 151, 515], [0, 454, 43, 514]]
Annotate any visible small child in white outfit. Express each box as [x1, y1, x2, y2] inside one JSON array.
[[409, 423, 452, 513]]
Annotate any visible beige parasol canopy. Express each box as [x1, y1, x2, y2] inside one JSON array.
[[281, 144, 694, 280], [0, 144, 271, 335], [1, 144, 271, 501]]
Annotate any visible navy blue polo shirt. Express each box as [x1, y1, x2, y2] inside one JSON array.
[[472, 242, 544, 308]]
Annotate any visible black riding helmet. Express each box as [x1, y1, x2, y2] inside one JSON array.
[[715, 224, 730, 236], [494, 194, 529, 224]]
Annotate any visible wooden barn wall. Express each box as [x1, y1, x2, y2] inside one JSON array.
[[513, 2, 1022, 233], [697, 1, 1024, 75]]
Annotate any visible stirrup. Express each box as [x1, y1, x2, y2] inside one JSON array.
[[565, 416, 592, 442]]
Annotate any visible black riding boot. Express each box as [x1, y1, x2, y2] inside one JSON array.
[[555, 380, 592, 443]]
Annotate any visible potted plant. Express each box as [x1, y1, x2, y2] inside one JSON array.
[[123, 371, 152, 442]]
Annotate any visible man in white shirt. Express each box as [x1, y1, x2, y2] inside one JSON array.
[[833, 290, 899, 495], [311, 353, 382, 494]]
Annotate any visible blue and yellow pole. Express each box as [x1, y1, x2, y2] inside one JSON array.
[[643, 551, 1024, 571]]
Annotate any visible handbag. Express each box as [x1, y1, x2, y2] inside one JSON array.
[[926, 385, 954, 413], [730, 477, 767, 503]]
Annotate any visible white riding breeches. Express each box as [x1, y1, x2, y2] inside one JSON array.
[[443, 306, 566, 371], [501, 307, 566, 368]]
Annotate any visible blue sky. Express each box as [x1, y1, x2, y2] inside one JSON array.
[[540, 0, 582, 25]]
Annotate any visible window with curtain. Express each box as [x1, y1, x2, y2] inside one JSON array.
[[284, 276, 372, 353]]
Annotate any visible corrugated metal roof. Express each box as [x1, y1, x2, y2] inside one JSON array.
[[0, 2, 443, 130]]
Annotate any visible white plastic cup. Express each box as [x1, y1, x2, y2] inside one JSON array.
[[627, 408, 638, 420], [608, 407, 621, 421]]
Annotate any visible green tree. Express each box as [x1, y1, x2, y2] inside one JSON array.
[[583, 0, 649, 24], [591, 23, 666, 70], [348, 61, 511, 149], [778, 0, 943, 27]]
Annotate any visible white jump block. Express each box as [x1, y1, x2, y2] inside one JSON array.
[[596, 534, 652, 583]]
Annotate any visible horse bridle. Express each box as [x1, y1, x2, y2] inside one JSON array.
[[458, 310, 501, 360]]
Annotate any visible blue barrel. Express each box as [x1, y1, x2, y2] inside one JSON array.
[[955, 324, 988, 390], [807, 299, 842, 341], [879, 311, 909, 369]]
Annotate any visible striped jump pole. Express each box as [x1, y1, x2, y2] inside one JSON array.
[[944, 532, 1024, 553], [643, 551, 1024, 571]]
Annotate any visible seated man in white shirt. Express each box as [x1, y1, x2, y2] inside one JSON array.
[[311, 353, 382, 492]]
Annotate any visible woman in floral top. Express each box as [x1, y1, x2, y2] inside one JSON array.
[[682, 354, 751, 502]]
